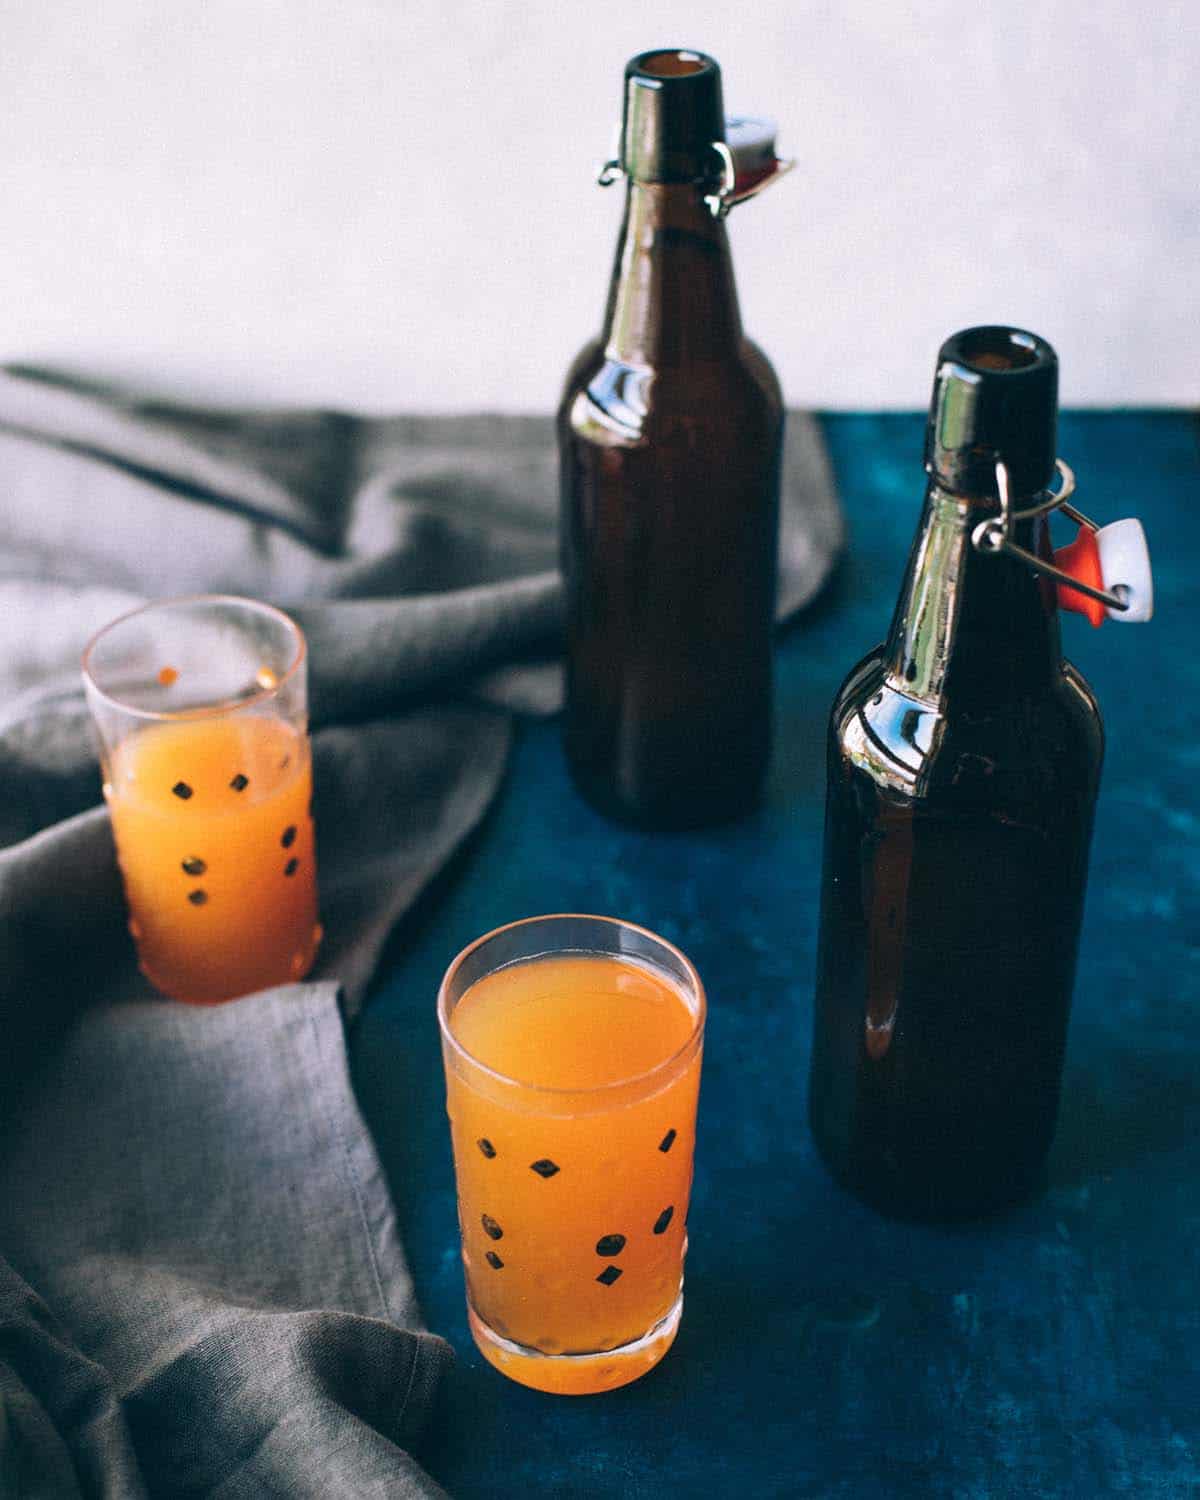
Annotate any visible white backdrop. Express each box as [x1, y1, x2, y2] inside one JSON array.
[[1, 0, 1195, 411]]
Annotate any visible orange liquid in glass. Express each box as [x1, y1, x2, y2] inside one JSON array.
[[106, 716, 320, 1003], [446, 953, 701, 1393]]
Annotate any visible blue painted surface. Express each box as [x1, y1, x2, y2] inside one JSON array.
[[352, 413, 1200, 1498]]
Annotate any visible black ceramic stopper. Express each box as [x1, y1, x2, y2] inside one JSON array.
[[924, 326, 1058, 499], [620, 49, 724, 183]]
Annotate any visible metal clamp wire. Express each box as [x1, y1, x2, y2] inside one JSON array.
[[971, 458, 1129, 612]]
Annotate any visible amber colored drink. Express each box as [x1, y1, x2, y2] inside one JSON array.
[[441, 933, 704, 1395], [107, 716, 320, 1003]]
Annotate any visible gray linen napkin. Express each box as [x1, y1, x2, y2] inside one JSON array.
[[0, 365, 842, 1497]]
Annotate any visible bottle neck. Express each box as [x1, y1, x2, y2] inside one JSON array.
[[885, 483, 1062, 706], [602, 180, 743, 366]]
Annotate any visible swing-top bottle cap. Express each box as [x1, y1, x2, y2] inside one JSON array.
[[925, 326, 1058, 499], [620, 49, 725, 183], [724, 116, 778, 180]]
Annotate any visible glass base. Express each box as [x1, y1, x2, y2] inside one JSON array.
[[468, 1292, 682, 1395]]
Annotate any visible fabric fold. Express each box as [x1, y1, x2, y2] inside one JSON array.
[[0, 987, 451, 1498]]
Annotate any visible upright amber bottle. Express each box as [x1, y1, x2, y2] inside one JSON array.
[[809, 328, 1105, 1220], [558, 50, 784, 829]]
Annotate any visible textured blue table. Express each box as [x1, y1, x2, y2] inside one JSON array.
[[352, 413, 1198, 1499]]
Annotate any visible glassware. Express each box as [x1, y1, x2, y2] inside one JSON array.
[[82, 595, 321, 1004], [438, 915, 705, 1394], [809, 328, 1104, 1219], [558, 49, 786, 829]]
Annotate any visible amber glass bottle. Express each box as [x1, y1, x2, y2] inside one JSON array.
[[809, 327, 1104, 1220], [558, 49, 784, 829]]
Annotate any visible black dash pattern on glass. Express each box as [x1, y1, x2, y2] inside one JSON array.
[[172, 781, 193, 800], [653, 1206, 674, 1235], [230, 774, 249, 792], [281, 825, 297, 848], [595, 1234, 626, 1257], [181, 857, 206, 876], [659, 1128, 677, 1153], [477, 1138, 497, 1159], [530, 1159, 560, 1178], [486, 1251, 504, 1270], [596, 1266, 623, 1286], [187, 890, 208, 906], [284, 858, 299, 877], [481, 1214, 504, 1241]]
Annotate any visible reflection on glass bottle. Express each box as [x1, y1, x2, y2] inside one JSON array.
[[809, 328, 1104, 1219], [558, 49, 784, 830]]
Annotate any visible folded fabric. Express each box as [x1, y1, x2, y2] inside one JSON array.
[[1, 985, 451, 1499], [0, 366, 842, 1497]]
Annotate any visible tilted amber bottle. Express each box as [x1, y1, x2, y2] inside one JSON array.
[[558, 50, 784, 829], [809, 328, 1104, 1219]]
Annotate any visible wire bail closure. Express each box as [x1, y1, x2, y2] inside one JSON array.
[[596, 156, 623, 187], [702, 141, 738, 218], [971, 459, 1130, 614], [596, 140, 794, 220]]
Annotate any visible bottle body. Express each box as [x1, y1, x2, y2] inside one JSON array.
[[559, 334, 781, 827], [558, 49, 784, 829], [810, 326, 1107, 1219], [810, 641, 1102, 1218]]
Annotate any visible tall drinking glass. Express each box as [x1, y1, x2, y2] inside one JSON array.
[[438, 914, 705, 1395], [83, 595, 321, 1004]]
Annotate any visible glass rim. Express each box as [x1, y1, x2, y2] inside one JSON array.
[[80, 593, 307, 723], [437, 913, 706, 1098]]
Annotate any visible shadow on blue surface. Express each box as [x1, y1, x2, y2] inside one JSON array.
[[351, 412, 1200, 1499]]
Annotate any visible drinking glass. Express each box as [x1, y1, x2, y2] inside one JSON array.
[[82, 595, 321, 1003], [438, 914, 705, 1394]]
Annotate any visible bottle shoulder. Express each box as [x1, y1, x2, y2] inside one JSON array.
[[559, 340, 782, 450], [829, 648, 1104, 801], [741, 336, 784, 409], [1060, 657, 1103, 730], [559, 337, 605, 410]]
